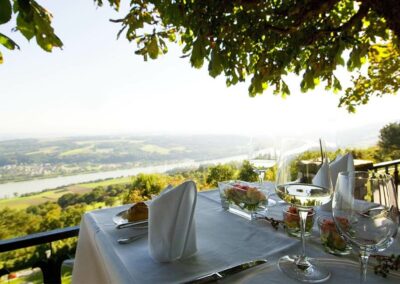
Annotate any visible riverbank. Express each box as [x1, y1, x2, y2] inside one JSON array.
[[0, 154, 247, 199]]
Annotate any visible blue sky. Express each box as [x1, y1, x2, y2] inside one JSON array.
[[0, 0, 399, 142]]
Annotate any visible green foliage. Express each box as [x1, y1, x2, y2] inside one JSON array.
[[0, 207, 40, 239], [237, 160, 258, 182], [342, 43, 400, 112], [1, 1, 399, 110], [346, 146, 379, 162], [57, 193, 78, 208], [206, 164, 237, 187], [0, 33, 19, 63], [100, 0, 399, 111], [0, 0, 12, 25], [125, 173, 168, 203], [57, 184, 127, 208], [265, 166, 277, 182], [0, 0, 62, 62], [378, 121, 400, 160]]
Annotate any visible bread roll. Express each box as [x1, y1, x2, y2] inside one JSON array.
[[127, 202, 148, 222]]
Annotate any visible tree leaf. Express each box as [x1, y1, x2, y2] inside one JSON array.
[[333, 76, 342, 93], [0, 51, 3, 64], [208, 48, 223, 78], [190, 35, 207, 68], [0, 0, 12, 25], [16, 14, 35, 40], [147, 37, 159, 59], [0, 33, 20, 50]]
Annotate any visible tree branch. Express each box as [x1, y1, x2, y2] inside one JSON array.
[[328, 1, 370, 33]]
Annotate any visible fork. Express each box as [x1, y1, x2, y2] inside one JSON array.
[[117, 233, 147, 244]]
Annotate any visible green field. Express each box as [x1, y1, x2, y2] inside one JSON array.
[[79, 176, 132, 189], [0, 176, 132, 210], [59, 145, 94, 156], [0, 187, 91, 210]]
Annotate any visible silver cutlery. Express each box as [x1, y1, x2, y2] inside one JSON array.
[[116, 220, 148, 230], [117, 233, 147, 244], [183, 259, 267, 283]]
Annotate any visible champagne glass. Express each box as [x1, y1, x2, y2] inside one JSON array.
[[249, 158, 276, 185], [332, 171, 399, 283], [248, 140, 277, 207], [275, 139, 332, 283]]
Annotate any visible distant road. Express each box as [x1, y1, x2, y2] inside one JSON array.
[[0, 154, 248, 199]]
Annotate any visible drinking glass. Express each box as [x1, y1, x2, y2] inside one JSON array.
[[332, 171, 399, 283], [248, 140, 277, 207], [249, 156, 276, 186], [275, 139, 332, 283]]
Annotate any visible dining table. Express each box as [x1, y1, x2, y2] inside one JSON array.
[[71, 182, 400, 284]]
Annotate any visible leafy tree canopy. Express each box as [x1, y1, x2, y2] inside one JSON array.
[[206, 164, 236, 186], [1, 0, 399, 111], [378, 121, 400, 160], [237, 160, 258, 182]]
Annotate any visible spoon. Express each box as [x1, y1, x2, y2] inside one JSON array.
[[117, 233, 147, 245]]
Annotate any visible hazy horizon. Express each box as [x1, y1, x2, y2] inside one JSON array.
[[0, 119, 389, 148]]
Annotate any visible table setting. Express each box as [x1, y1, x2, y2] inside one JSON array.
[[71, 139, 400, 284]]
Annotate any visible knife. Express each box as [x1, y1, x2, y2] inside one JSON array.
[[183, 259, 267, 283], [116, 220, 148, 229]]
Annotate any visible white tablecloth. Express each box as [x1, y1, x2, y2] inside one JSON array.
[[72, 184, 400, 284]]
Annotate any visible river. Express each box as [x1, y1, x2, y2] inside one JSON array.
[[0, 154, 248, 199]]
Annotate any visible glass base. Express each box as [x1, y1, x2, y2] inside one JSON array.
[[267, 198, 277, 207], [226, 198, 277, 220], [278, 255, 330, 283], [228, 207, 254, 220]]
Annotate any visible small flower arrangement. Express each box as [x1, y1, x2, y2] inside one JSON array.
[[283, 206, 314, 237], [223, 182, 267, 212], [318, 217, 351, 255]]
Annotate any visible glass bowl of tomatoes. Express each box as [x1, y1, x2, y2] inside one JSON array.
[[283, 206, 315, 238], [218, 180, 269, 220], [317, 216, 351, 255]]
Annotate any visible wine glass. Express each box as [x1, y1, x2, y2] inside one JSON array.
[[332, 171, 399, 283], [249, 158, 276, 185], [248, 141, 277, 208], [275, 139, 333, 283]]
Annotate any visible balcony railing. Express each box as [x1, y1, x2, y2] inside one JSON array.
[[371, 159, 400, 187], [370, 159, 400, 209], [0, 226, 79, 284]]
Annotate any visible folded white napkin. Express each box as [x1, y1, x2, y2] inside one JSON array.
[[312, 160, 331, 190], [313, 153, 354, 210], [148, 180, 198, 262], [330, 153, 354, 188]]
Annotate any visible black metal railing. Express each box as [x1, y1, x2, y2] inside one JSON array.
[[371, 159, 400, 188], [370, 159, 400, 209], [0, 226, 79, 284]]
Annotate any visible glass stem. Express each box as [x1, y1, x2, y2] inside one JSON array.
[[296, 210, 310, 269], [258, 171, 265, 186], [299, 210, 308, 259], [359, 249, 370, 283]]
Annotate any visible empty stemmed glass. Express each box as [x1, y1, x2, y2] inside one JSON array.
[[332, 171, 399, 283], [248, 144, 277, 208], [275, 139, 333, 283], [249, 148, 276, 183]]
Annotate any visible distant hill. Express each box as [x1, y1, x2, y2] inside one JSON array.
[[0, 135, 272, 167]]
